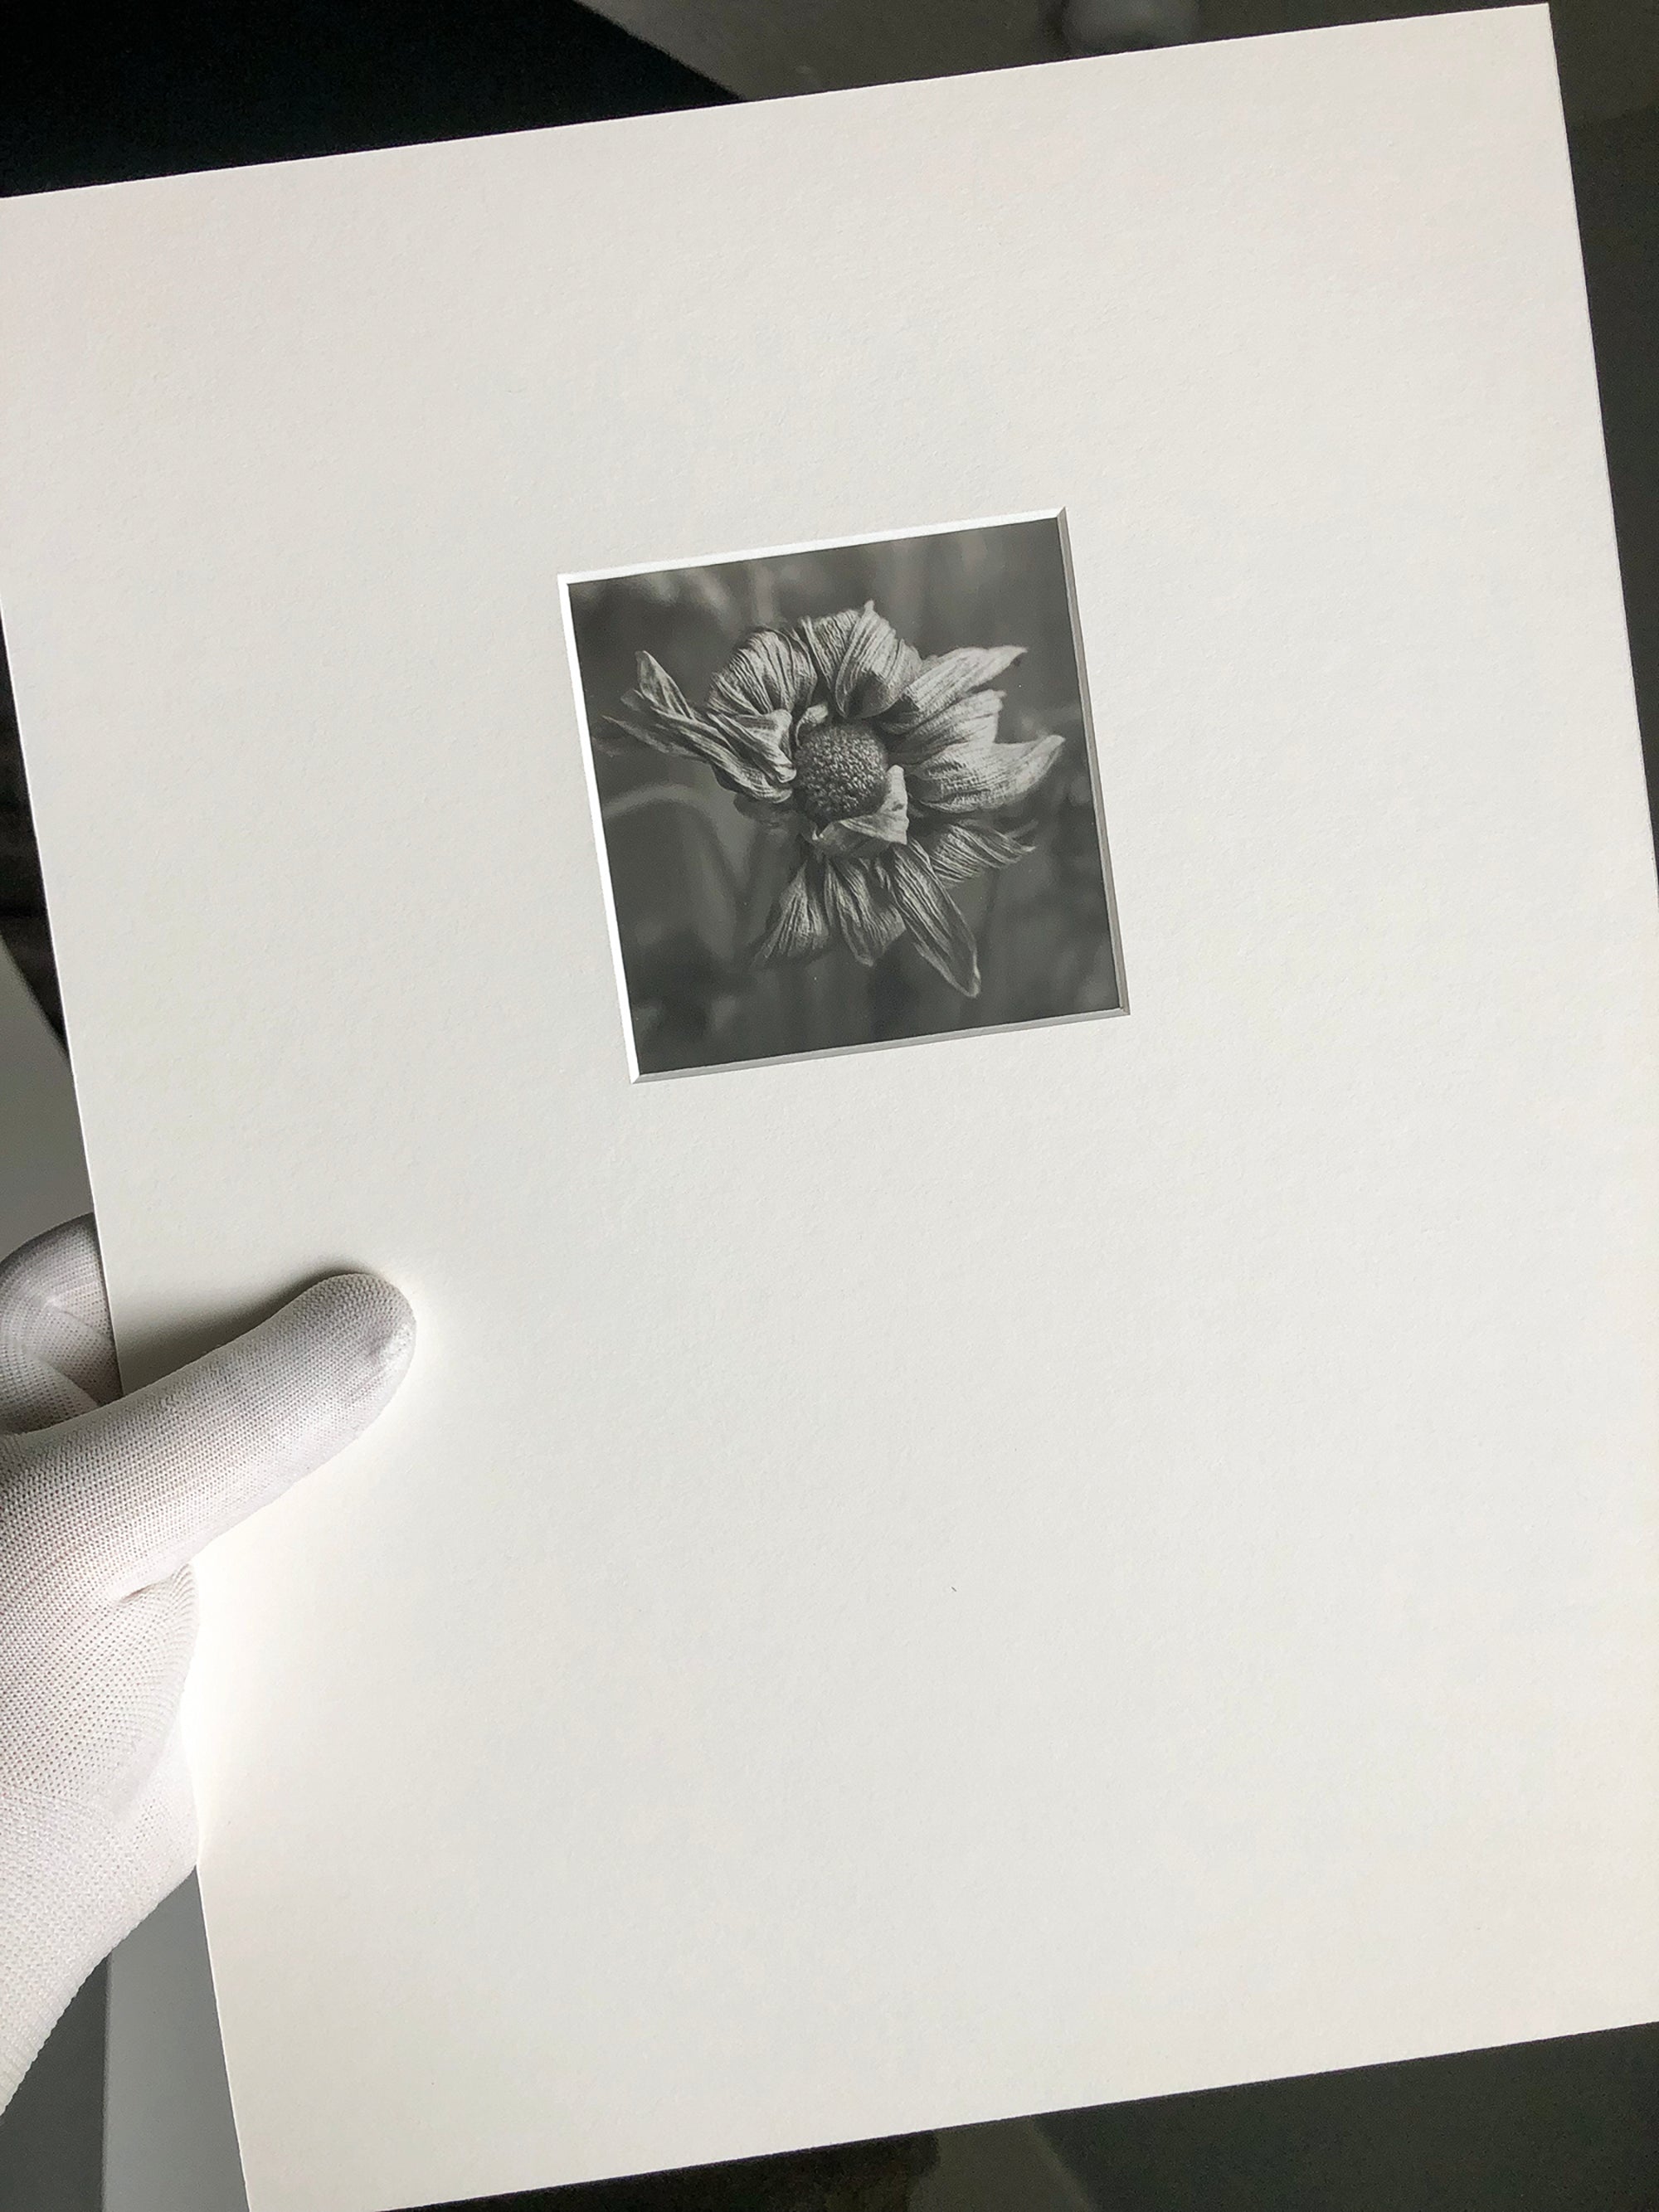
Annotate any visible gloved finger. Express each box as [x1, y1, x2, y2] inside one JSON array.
[[105, 1573, 201, 1790], [0, 1217, 119, 1434], [2, 1573, 199, 1806], [15, 1272, 414, 1602]]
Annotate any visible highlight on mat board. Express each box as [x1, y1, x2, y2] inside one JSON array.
[[565, 514, 1124, 1079]]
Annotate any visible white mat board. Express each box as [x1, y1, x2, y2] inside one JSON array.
[[2, 13, 1656, 2210]]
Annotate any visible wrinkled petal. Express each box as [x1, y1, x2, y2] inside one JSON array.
[[611, 653, 795, 803], [812, 766, 910, 859], [883, 844, 980, 996], [705, 705, 797, 782], [881, 644, 1024, 732], [821, 857, 903, 965], [831, 605, 922, 721], [907, 731, 1065, 816], [922, 819, 1036, 887], [707, 629, 818, 721], [755, 863, 832, 964], [614, 649, 694, 726], [794, 608, 864, 696], [886, 685, 1005, 766]]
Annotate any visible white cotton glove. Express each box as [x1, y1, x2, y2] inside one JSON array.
[[0, 1215, 414, 2112]]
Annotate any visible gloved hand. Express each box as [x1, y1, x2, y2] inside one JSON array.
[[0, 1215, 414, 2112]]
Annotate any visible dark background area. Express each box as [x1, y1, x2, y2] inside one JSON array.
[[1, 3, 1656, 2208]]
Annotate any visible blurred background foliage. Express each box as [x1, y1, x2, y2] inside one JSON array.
[[568, 519, 1121, 1077]]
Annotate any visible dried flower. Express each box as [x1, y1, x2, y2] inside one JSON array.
[[608, 605, 1064, 995]]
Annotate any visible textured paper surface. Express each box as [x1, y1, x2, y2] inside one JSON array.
[[2, 13, 1657, 2210]]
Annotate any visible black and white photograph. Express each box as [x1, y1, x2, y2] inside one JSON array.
[[565, 515, 1123, 1078]]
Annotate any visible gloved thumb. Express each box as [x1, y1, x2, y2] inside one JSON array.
[[9, 1271, 415, 1602]]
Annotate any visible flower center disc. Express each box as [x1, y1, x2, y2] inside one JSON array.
[[793, 723, 889, 826]]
